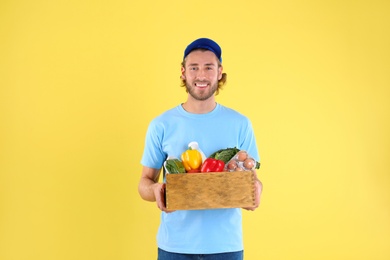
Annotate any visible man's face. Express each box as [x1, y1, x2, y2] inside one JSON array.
[[181, 50, 223, 101]]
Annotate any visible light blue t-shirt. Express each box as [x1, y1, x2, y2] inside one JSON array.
[[141, 103, 259, 254]]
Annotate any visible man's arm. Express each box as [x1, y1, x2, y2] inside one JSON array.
[[138, 166, 174, 213]]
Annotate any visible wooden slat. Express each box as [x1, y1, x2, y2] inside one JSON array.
[[165, 171, 255, 210]]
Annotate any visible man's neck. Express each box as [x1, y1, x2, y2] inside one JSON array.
[[182, 98, 217, 114]]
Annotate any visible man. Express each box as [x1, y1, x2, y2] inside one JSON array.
[[138, 38, 263, 260]]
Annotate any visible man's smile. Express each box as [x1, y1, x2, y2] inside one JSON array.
[[195, 82, 209, 88]]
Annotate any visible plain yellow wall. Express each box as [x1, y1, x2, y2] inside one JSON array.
[[1, 0, 389, 259]]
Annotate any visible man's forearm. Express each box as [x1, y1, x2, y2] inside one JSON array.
[[138, 177, 159, 202]]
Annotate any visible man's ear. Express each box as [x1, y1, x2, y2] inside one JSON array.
[[181, 67, 186, 79], [218, 65, 223, 80]]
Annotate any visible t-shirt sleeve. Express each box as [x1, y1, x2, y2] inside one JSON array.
[[140, 119, 167, 169], [239, 118, 260, 162]]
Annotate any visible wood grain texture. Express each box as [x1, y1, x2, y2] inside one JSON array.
[[165, 171, 255, 210]]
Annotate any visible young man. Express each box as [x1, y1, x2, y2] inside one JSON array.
[[138, 38, 263, 260]]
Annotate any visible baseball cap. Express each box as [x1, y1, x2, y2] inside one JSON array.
[[183, 38, 222, 62]]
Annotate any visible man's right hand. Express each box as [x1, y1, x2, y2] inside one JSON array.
[[152, 182, 175, 213], [138, 166, 175, 213]]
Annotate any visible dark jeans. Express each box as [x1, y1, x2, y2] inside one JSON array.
[[158, 248, 244, 260]]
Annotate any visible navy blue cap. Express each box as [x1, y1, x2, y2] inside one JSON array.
[[183, 38, 222, 62]]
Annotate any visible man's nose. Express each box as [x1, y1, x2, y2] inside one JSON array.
[[196, 69, 206, 80]]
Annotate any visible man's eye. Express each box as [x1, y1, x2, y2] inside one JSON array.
[[189, 67, 197, 70]]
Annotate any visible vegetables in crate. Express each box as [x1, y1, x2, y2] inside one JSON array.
[[181, 147, 203, 172], [208, 147, 240, 164], [225, 150, 260, 172], [200, 158, 225, 173], [164, 158, 186, 174]]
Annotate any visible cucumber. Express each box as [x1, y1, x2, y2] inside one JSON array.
[[164, 158, 186, 174]]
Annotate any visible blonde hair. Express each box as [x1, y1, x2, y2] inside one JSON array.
[[180, 54, 227, 96]]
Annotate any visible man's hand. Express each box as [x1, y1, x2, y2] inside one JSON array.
[[152, 183, 175, 213], [138, 166, 175, 213], [243, 170, 263, 211]]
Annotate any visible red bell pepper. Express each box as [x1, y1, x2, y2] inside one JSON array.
[[200, 158, 225, 173]]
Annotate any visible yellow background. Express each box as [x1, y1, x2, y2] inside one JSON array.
[[1, 0, 389, 259]]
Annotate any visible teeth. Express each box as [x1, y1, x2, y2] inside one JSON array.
[[196, 83, 208, 87]]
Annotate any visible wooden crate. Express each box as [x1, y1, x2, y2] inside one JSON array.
[[165, 171, 255, 210]]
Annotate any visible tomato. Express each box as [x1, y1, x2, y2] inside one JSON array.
[[227, 160, 238, 170], [236, 151, 248, 161], [243, 158, 255, 169]]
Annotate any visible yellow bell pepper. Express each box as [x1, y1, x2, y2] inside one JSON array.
[[181, 148, 202, 172]]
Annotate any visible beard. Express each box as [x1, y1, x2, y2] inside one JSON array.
[[185, 80, 218, 101]]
